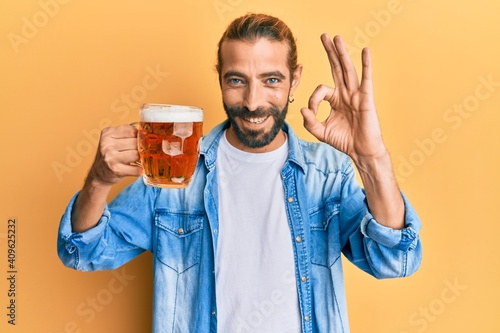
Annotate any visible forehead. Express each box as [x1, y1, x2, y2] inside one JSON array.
[[220, 38, 290, 75]]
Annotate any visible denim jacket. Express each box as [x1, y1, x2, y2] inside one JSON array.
[[58, 121, 422, 333]]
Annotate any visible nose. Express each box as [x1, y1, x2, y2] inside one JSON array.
[[243, 82, 264, 112]]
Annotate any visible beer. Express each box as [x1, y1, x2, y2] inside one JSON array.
[[138, 104, 203, 188]]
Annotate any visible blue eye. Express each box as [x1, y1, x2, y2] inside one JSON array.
[[267, 78, 279, 84], [229, 78, 242, 84]]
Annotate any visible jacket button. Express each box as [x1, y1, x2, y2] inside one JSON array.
[[301, 276, 307, 282], [295, 236, 302, 243], [288, 197, 294, 203], [304, 315, 310, 322], [178, 228, 184, 234]]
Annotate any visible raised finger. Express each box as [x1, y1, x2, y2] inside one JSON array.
[[360, 47, 374, 95], [332, 35, 360, 91], [321, 34, 345, 90]]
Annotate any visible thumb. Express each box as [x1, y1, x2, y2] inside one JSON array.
[[300, 107, 324, 141]]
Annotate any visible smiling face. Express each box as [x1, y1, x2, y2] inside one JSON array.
[[220, 38, 302, 152]]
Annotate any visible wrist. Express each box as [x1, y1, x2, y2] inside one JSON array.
[[83, 170, 114, 195], [352, 150, 405, 230], [352, 149, 391, 175]]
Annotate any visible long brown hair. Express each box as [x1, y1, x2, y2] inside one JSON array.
[[215, 13, 298, 79]]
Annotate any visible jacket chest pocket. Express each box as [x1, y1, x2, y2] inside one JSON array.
[[154, 211, 204, 273], [309, 201, 341, 267]]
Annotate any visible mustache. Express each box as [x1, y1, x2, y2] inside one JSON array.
[[223, 104, 280, 118]]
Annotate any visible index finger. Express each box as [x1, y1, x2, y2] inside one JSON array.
[[102, 124, 139, 139]]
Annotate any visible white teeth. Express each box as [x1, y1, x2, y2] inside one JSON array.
[[244, 116, 268, 124]]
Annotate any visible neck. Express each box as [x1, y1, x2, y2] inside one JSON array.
[[225, 127, 286, 153]]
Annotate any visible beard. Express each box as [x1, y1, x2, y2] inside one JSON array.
[[223, 103, 288, 149]]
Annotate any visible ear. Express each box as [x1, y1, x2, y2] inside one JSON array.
[[289, 64, 303, 96]]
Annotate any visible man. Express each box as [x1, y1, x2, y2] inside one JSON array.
[[58, 13, 422, 333]]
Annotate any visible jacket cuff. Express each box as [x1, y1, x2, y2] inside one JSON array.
[[360, 193, 421, 252], [58, 192, 110, 252]]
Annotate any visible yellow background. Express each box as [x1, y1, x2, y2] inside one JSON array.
[[1, 0, 499, 332]]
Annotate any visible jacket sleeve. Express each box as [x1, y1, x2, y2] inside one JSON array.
[[57, 178, 157, 272], [338, 161, 422, 279]]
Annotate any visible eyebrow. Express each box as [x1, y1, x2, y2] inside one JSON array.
[[223, 70, 287, 80], [258, 71, 286, 80], [223, 71, 246, 80]]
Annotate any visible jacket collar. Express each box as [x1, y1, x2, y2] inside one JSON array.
[[200, 120, 306, 172]]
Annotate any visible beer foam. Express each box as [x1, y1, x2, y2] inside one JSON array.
[[141, 104, 203, 123]]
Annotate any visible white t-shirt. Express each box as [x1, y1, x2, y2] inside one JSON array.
[[215, 131, 302, 333]]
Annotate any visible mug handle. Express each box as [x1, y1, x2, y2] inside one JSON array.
[[129, 122, 142, 168]]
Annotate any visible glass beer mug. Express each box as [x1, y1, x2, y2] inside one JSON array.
[[137, 103, 203, 188]]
